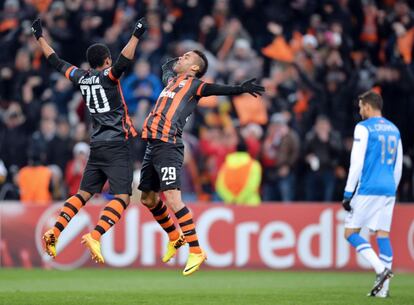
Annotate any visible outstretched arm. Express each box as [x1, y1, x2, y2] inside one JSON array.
[[111, 18, 148, 79], [200, 78, 265, 97]]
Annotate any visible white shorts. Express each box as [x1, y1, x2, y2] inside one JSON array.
[[344, 195, 395, 232]]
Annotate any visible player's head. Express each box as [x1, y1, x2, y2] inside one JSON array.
[[173, 50, 208, 78], [86, 43, 112, 69], [358, 90, 383, 119]]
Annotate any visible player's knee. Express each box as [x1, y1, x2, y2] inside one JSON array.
[[344, 228, 359, 240], [115, 194, 130, 206], [77, 190, 92, 202], [140, 192, 155, 208], [344, 231, 351, 240], [376, 230, 389, 238], [163, 190, 184, 212]]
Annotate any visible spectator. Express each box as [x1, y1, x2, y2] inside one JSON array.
[[48, 116, 73, 173], [121, 60, 163, 113], [17, 149, 53, 205], [0, 102, 30, 170], [216, 139, 262, 206], [30, 118, 57, 166], [261, 113, 300, 202], [304, 115, 342, 202], [0, 159, 7, 185], [0, 159, 7, 199], [199, 126, 237, 194], [65, 142, 89, 196], [224, 38, 262, 84], [51, 75, 74, 115], [241, 123, 263, 159], [181, 134, 203, 202], [213, 17, 251, 60]]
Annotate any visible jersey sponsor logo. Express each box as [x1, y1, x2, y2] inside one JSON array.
[[165, 181, 175, 185], [159, 90, 176, 99], [104, 68, 110, 76], [79, 75, 100, 85], [178, 80, 187, 88]]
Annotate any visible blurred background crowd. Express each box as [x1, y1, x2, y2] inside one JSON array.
[[0, 0, 414, 204]]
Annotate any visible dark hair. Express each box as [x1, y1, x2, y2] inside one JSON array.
[[86, 43, 111, 69], [358, 90, 383, 111], [192, 50, 208, 78]]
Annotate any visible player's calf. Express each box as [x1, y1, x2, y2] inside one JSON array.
[[346, 232, 385, 274], [42, 193, 89, 258], [90, 197, 129, 241]]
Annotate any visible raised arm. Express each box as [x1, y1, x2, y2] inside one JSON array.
[[110, 18, 148, 79], [31, 19, 77, 76], [200, 78, 265, 98]]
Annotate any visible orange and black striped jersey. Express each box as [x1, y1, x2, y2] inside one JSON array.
[[142, 74, 206, 144], [52, 53, 136, 143]]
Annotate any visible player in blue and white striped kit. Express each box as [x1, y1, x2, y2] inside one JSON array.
[[342, 91, 403, 298]]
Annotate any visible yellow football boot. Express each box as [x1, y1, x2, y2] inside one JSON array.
[[81, 233, 104, 264], [43, 229, 57, 258], [162, 235, 186, 263], [183, 249, 207, 276]]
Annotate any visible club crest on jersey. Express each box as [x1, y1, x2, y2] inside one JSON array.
[[178, 80, 187, 88]]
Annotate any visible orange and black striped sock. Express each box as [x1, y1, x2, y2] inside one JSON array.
[[54, 194, 86, 238], [91, 198, 128, 241], [149, 201, 179, 241], [175, 206, 201, 254]]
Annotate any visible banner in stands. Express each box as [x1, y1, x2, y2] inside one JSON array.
[[1, 203, 413, 271]]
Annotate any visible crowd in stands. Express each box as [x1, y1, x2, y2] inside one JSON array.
[[0, 0, 414, 204]]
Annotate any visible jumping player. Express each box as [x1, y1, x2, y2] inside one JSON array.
[[31, 17, 147, 263], [342, 91, 402, 297], [139, 51, 264, 275]]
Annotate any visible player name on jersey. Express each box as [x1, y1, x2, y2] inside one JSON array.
[[79, 75, 100, 85], [366, 123, 398, 132]]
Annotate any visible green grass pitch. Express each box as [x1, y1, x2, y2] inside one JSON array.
[[0, 269, 413, 305]]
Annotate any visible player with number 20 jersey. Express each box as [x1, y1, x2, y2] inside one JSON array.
[[31, 17, 148, 264], [69, 65, 137, 142]]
